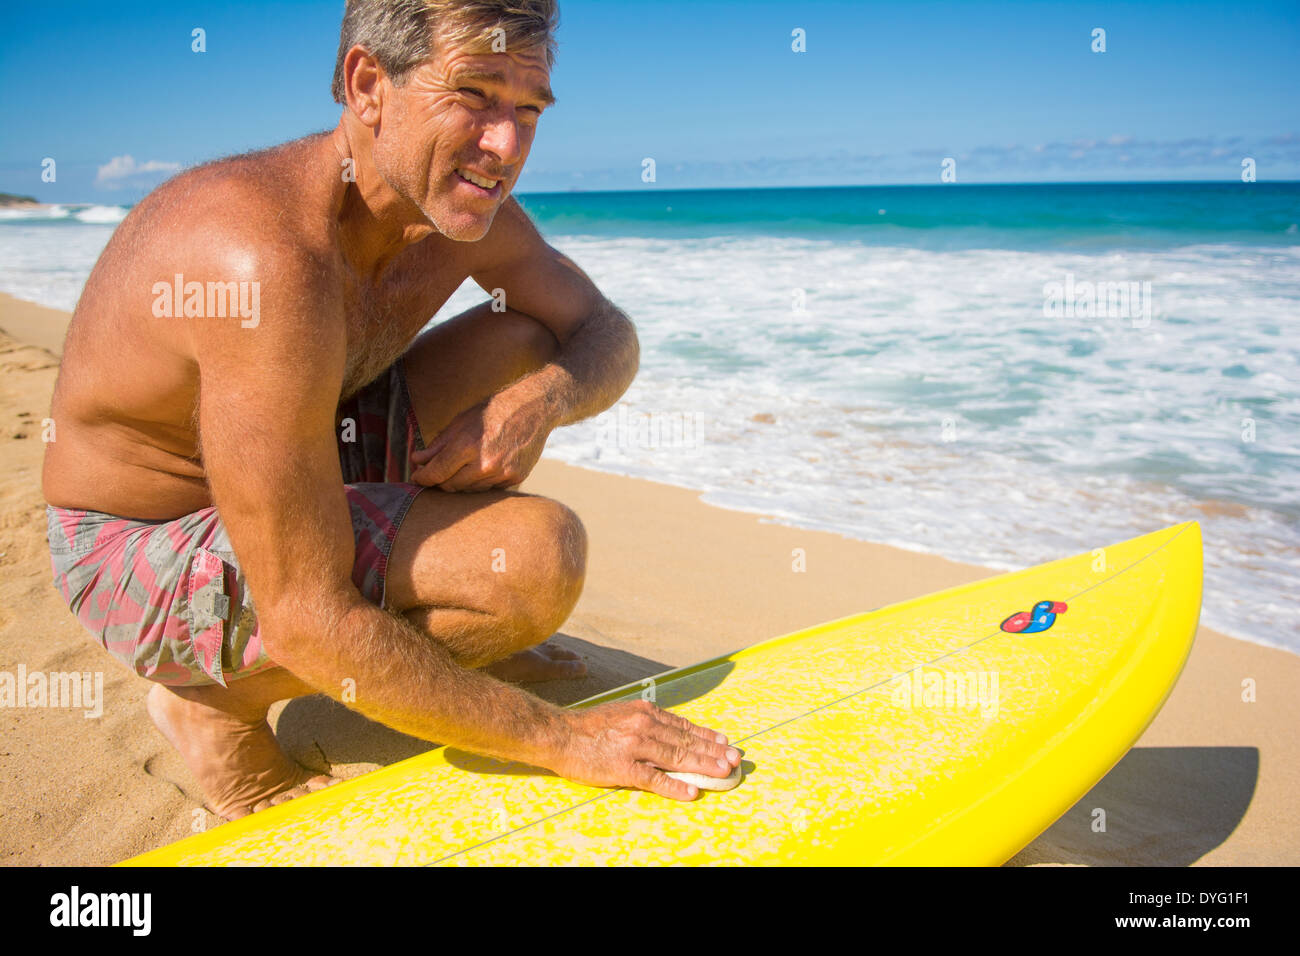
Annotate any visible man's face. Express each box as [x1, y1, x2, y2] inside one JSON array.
[[372, 38, 553, 241]]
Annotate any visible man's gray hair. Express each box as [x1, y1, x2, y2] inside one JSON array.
[[331, 0, 560, 104]]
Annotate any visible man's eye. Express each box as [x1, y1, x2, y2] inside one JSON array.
[[459, 87, 485, 98]]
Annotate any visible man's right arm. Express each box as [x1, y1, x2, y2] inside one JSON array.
[[185, 244, 737, 800]]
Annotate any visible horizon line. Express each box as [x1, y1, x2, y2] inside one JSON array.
[[515, 178, 1300, 197], [8, 177, 1300, 207]]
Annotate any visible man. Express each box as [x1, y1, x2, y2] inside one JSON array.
[[42, 0, 739, 821]]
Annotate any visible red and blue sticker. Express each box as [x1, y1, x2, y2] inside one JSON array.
[[1001, 600, 1068, 634]]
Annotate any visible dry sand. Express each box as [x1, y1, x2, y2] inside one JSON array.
[[1, 289, 1295, 865]]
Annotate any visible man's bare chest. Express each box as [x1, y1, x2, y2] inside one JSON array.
[[339, 254, 469, 399]]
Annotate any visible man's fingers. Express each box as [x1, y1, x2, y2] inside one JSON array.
[[652, 705, 730, 747], [411, 406, 477, 464], [416, 455, 475, 489], [669, 734, 736, 778], [462, 473, 508, 493], [434, 464, 480, 491], [410, 426, 483, 484], [634, 762, 699, 801], [411, 426, 456, 464], [639, 720, 737, 778], [413, 451, 466, 487], [442, 464, 510, 493]]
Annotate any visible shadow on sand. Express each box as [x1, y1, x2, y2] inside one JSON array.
[[1006, 746, 1258, 866]]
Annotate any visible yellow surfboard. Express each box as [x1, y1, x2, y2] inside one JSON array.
[[122, 521, 1202, 866]]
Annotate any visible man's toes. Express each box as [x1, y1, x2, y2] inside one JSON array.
[[255, 772, 339, 811], [306, 773, 339, 791], [255, 787, 304, 812], [215, 803, 250, 823]]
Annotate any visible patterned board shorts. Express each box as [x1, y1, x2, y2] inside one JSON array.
[[46, 356, 427, 688]]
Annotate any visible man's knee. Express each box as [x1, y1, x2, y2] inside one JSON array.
[[502, 498, 587, 643]]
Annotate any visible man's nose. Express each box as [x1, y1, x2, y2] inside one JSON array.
[[479, 112, 523, 167]]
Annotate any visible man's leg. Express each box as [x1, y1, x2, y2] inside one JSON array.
[[401, 301, 559, 442], [389, 301, 590, 681], [384, 488, 588, 679]]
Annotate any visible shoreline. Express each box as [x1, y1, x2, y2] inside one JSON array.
[[1, 289, 1296, 865], [533, 454, 1291, 656]]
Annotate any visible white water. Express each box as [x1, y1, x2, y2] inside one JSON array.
[[3, 220, 1296, 652]]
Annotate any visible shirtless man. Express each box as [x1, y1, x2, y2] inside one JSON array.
[[42, 0, 739, 821]]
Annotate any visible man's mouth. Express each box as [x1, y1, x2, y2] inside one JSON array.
[[455, 168, 503, 196]]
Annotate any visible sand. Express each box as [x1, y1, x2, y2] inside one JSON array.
[[1, 288, 1296, 866]]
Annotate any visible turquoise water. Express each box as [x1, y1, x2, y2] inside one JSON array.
[[516, 182, 1300, 249], [3, 182, 1298, 650]]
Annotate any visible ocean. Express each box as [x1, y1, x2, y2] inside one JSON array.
[[3, 182, 1297, 652]]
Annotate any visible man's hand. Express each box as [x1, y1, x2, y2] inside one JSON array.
[[410, 384, 553, 492], [551, 699, 742, 801]]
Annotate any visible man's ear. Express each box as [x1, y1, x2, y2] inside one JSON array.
[[342, 45, 385, 127]]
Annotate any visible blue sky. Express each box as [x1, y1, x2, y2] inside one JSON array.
[[1, 0, 1297, 202]]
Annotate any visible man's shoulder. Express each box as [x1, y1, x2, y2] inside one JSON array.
[[127, 134, 341, 281], [127, 139, 347, 360]]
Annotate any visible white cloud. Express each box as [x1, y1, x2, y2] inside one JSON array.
[[95, 154, 181, 189]]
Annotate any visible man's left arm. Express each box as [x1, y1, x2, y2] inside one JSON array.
[[513, 294, 638, 428], [411, 198, 639, 491]]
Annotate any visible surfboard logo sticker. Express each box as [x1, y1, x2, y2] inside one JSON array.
[[1000, 600, 1068, 634]]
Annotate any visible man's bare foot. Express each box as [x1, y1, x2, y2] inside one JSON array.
[[146, 682, 337, 821], [486, 642, 588, 683]]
